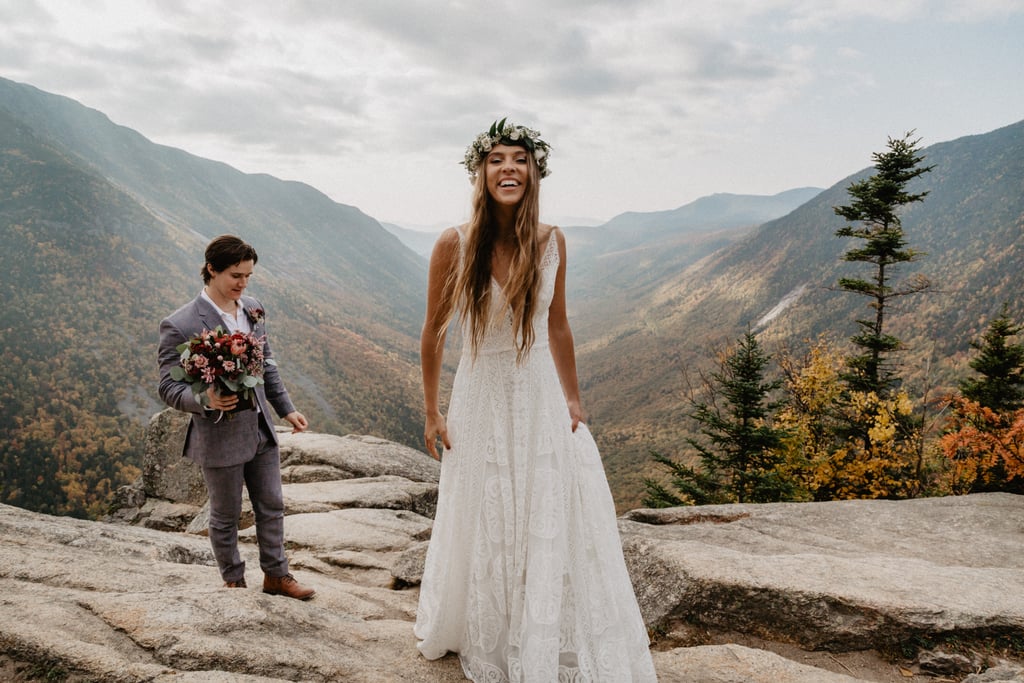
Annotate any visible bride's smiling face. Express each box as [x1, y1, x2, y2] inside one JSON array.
[[485, 144, 530, 207]]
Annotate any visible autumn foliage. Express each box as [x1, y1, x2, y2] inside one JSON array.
[[938, 397, 1024, 494], [645, 332, 932, 506], [936, 305, 1024, 494], [773, 338, 920, 500], [646, 133, 941, 508], [646, 304, 1024, 507]]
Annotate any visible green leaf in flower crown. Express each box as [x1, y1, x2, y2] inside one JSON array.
[[242, 375, 260, 388], [170, 366, 186, 381]]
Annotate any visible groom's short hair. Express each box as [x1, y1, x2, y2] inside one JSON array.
[[202, 235, 259, 283]]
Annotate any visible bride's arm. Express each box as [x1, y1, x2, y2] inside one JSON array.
[[421, 227, 460, 459], [547, 228, 584, 432]]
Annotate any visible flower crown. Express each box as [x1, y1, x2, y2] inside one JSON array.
[[462, 118, 551, 182]]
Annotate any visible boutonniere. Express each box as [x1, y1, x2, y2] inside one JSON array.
[[245, 307, 265, 325]]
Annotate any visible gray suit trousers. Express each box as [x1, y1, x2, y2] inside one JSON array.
[[201, 418, 288, 582]]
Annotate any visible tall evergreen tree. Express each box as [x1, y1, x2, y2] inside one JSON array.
[[644, 331, 793, 506], [834, 132, 934, 396], [960, 304, 1024, 413]]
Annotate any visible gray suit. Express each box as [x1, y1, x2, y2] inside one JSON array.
[[158, 294, 295, 582]]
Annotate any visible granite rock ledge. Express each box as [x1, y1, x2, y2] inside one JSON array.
[[1, 409, 1022, 681]]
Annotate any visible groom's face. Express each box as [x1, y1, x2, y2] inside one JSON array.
[[207, 260, 254, 305]]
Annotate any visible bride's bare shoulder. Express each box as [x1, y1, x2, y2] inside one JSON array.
[[435, 225, 463, 247], [429, 226, 462, 263], [539, 222, 561, 243]]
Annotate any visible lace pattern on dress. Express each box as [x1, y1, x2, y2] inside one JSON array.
[[414, 226, 657, 682], [473, 233, 558, 356]]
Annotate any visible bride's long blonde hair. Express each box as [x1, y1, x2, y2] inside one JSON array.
[[447, 152, 543, 363]]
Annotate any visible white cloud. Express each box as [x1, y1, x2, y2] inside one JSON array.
[[1, 0, 1021, 226]]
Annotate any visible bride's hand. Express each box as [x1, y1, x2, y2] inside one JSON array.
[[567, 400, 586, 433], [424, 412, 451, 460]]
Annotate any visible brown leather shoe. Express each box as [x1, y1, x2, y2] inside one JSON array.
[[262, 573, 315, 600], [224, 578, 247, 588]]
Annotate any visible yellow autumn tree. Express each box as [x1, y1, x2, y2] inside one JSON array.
[[775, 337, 846, 500], [824, 390, 918, 499], [775, 337, 920, 500]]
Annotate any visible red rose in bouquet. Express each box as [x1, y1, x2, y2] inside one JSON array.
[[169, 326, 275, 414]]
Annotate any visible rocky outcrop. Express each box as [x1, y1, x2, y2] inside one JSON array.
[[0, 502, 462, 683], [1, 408, 1022, 682], [621, 496, 1024, 652], [142, 408, 207, 505]]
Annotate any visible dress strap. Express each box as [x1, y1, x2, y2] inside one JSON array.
[[540, 227, 560, 270], [453, 224, 466, 269]]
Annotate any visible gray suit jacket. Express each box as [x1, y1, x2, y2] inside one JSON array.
[[158, 294, 296, 468]]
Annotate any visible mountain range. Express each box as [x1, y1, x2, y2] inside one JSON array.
[[0, 77, 426, 515], [561, 188, 823, 340], [574, 121, 1024, 506], [1, 75, 1021, 514]]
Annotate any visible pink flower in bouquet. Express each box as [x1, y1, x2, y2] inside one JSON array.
[[170, 325, 275, 412]]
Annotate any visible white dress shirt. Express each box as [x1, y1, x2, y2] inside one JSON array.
[[201, 288, 252, 335]]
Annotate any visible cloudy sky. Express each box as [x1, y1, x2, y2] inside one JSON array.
[[2, 1, 1022, 230]]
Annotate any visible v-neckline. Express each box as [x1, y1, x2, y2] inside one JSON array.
[[491, 234, 555, 293]]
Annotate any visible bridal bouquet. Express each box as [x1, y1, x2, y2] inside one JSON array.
[[170, 326, 274, 411]]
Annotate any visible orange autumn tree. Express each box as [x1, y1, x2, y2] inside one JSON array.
[[940, 399, 1024, 493], [940, 306, 1024, 493]]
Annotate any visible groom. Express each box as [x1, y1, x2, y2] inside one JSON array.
[[158, 234, 315, 600]]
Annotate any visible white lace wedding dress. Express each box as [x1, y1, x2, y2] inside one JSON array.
[[415, 234, 657, 682]]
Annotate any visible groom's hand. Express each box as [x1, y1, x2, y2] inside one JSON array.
[[205, 386, 239, 411], [284, 411, 309, 433]]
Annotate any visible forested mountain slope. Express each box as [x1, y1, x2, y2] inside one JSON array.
[[0, 78, 426, 516], [3, 76, 1020, 516], [562, 188, 823, 338], [576, 121, 1024, 508]]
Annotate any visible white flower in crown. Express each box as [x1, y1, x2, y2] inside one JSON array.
[[462, 117, 551, 182]]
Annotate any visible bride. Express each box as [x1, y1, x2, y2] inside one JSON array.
[[415, 118, 658, 682]]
